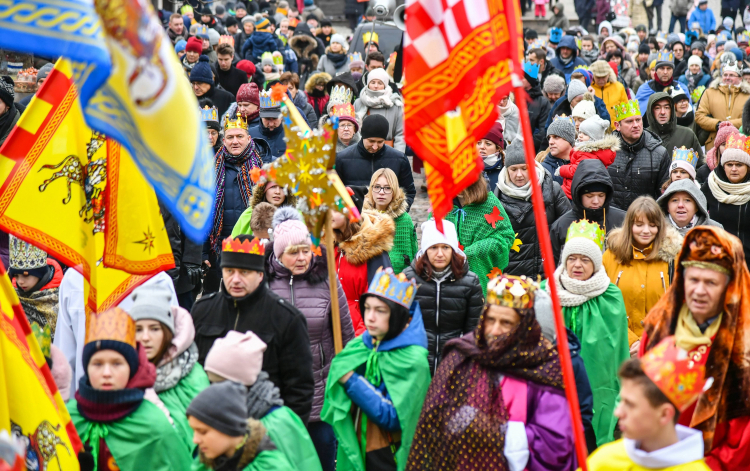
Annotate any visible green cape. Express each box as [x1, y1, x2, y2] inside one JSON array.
[[261, 406, 322, 471], [158, 363, 210, 452], [321, 337, 430, 471], [540, 281, 629, 446], [68, 398, 193, 471], [232, 207, 254, 237], [191, 448, 296, 471], [389, 212, 418, 275]]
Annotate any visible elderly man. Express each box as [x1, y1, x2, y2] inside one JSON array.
[[190, 54, 234, 118], [640, 227, 750, 470], [635, 51, 692, 117], [645, 92, 703, 159], [193, 235, 314, 424], [249, 90, 285, 162], [695, 60, 750, 150]]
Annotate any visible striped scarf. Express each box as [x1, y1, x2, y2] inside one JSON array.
[[210, 142, 263, 254]]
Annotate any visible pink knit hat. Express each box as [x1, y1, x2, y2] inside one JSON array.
[[204, 331, 267, 386], [272, 207, 311, 259]]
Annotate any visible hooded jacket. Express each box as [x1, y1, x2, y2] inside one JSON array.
[[646, 92, 704, 162], [242, 31, 279, 62], [610, 129, 670, 211], [635, 79, 692, 121], [249, 122, 286, 162], [550, 159, 627, 265], [543, 94, 611, 133], [701, 165, 750, 268], [289, 28, 321, 75], [591, 68, 630, 124], [657, 178, 723, 236], [549, 36, 589, 81], [304, 72, 331, 119], [695, 78, 750, 150], [548, 3, 571, 29], [560, 134, 620, 199]]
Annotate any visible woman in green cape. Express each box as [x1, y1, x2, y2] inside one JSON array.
[[321, 267, 431, 471], [188, 381, 296, 471], [67, 307, 192, 471], [129, 283, 209, 452], [541, 219, 629, 446], [204, 330, 323, 471]]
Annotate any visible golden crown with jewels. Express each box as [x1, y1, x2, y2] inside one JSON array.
[[225, 111, 248, 131]]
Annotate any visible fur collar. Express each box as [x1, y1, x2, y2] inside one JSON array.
[[305, 72, 332, 94], [338, 210, 395, 265], [575, 134, 621, 153], [361, 191, 408, 220], [289, 35, 317, 59], [607, 225, 683, 262], [708, 77, 750, 94], [250, 182, 298, 209], [199, 418, 275, 470]]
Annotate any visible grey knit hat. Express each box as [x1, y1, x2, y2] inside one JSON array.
[[547, 117, 576, 147], [187, 381, 248, 437], [579, 115, 610, 141], [533, 289, 556, 343], [544, 74, 566, 96], [127, 284, 175, 334], [567, 79, 587, 102], [504, 139, 526, 167]]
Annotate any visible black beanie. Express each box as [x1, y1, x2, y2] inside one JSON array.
[[526, 29, 539, 40], [187, 381, 248, 437], [638, 43, 651, 55], [225, 16, 238, 28], [0, 76, 14, 109], [580, 182, 610, 195], [361, 114, 390, 140]]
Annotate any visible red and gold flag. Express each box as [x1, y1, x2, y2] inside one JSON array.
[[403, 0, 523, 222]]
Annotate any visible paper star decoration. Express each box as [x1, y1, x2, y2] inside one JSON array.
[[487, 267, 503, 279], [512, 233, 522, 253], [484, 206, 504, 229]]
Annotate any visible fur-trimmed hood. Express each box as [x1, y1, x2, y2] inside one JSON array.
[[362, 190, 408, 220], [305, 71, 332, 94], [198, 418, 275, 470], [606, 224, 683, 262], [338, 210, 395, 266], [707, 77, 750, 94], [250, 181, 298, 209], [289, 34, 318, 59], [574, 134, 621, 153]]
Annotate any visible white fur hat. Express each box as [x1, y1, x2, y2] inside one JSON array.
[[417, 219, 466, 261]]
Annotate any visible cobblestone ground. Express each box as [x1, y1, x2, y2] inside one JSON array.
[[408, 157, 432, 245]]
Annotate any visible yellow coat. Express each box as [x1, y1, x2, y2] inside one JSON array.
[[602, 226, 682, 346], [592, 79, 629, 123], [583, 438, 711, 471]]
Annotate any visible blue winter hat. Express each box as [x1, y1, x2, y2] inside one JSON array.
[[190, 55, 214, 85], [731, 47, 745, 61], [550, 27, 563, 44], [175, 39, 187, 53], [573, 66, 592, 86]]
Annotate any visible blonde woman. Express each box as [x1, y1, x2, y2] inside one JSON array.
[[316, 34, 350, 76]]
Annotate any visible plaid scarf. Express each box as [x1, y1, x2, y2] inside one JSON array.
[[210, 142, 263, 254]]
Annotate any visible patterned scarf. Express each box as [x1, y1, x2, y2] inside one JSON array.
[[154, 343, 199, 393], [210, 142, 263, 254]]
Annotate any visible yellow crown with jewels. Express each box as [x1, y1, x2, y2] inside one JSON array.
[[613, 99, 641, 122], [225, 110, 248, 131], [486, 275, 537, 309], [672, 146, 699, 168], [367, 267, 417, 308], [565, 219, 606, 252], [329, 85, 353, 105]]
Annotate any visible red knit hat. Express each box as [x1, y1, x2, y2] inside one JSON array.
[[186, 36, 203, 54], [236, 82, 260, 106], [236, 60, 256, 79], [483, 122, 504, 149]]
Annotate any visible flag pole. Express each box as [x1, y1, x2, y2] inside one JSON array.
[[326, 209, 343, 354]]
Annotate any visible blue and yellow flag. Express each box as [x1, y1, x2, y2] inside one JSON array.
[[0, 0, 214, 243]]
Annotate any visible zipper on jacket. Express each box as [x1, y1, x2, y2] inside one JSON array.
[[289, 275, 295, 306], [615, 271, 623, 286], [319, 346, 325, 372], [233, 299, 240, 330], [434, 278, 442, 375], [660, 272, 666, 293]]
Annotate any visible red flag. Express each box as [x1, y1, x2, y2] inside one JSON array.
[[403, 0, 522, 223]]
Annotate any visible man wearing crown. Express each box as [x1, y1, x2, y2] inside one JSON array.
[[249, 90, 286, 161], [193, 235, 315, 425], [640, 227, 750, 470], [322, 267, 431, 471], [695, 58, 750, 150], [407, 275, 576, 470]]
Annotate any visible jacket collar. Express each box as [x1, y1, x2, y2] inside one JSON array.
[[356, 139, 387, 159], [221, 280, 269, 308]]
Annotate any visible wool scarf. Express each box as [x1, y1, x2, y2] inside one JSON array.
[[707, 170, 750, 205], [550, 264, 611, 307], [496, 161, 545, 201], [326, 52, 348, 67], [246, 371, 284, 420], [210, 143, 263, 253], [153, 343, 199, 393], [357, 87, 394, 110]]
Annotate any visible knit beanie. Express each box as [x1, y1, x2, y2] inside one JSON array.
[[638, 43, 650, 55], [361, 114, 390, 139], [721, 141, 750, 167], [567, 79, 588, 102], [670, 158, 697, 180], [187, 381, 249, 436], [483, 122, 504, 148], [543, 75, 566, 96], [715, 122, 740, 153], [236, 82, 260, 105], [330, 33, 347, 48], [272, 207, 311, 258], [225, 16, 238, 28], [0, 76, 14, 108], [688, 55, 703, 68], [261, 54, 276, 70], [37, 63, 54, 82], [190, 56, 214, 85], [503, 139, 526, 167], [208, 28, 220, 47], [723, 17, 734, 31], [561, 235, 603, 271], [255, 17, 271, 31], [175, 39, 187, 53], [579, 115, 610, 141], [186, 36, 203, 53], [127, 284, 175, 334], [236, 59, 257, 78], [533, 289, 556, 343], [367, 68, 390, 87], [242, 15, 254, 24], [547, 117, 576, 147], [571, 99, 596, 121], [204, 331, 267, 386], [416, 219, 465, 260], [725, 40, 738, 52]]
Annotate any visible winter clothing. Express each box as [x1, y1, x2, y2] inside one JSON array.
[[572, 99, 598, 123], [260, 404, 323, 471], [548, 115, 577, 146], [335, 140, 416, 209], [249, 121, 286, 162], [231, 181, 298, 237], [192, 281, 315, 424], [550, 159, 627, 265], [544, 94, 612, 133], [610, 129, 670, 211], [305, 72, 331, 119], [317, 50, 351, 76], [198, 83, 236, 120], [527, 82, 552, 140], [549, 3, 571, 29], [689, 7, 716, 35], [579, 114, 610, 141], [549, 36, 589, 81], [188, 380, 248, 437], [695, 78, 750, 149], [657, 178, 723, 236], [591, 66, 630, 124], [700, 122, 739, 184], [13, 258, 62, 335], [636, 80, 692, 123], [702, 164, 750, 268], [646, 91, 704, 164], [216, 65, 250, 99], [204, 331, 267, 386], [242, 31, 279, 62], [354, 83, 406, 153], [560, 134, 620, 199], [363, 191, 417, 275]]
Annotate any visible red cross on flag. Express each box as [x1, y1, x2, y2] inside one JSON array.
[[403, 0, 523, 224]]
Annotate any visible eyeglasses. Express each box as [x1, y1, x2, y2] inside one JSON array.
[[339, 123, 355, 130], [373, 185, 392, 194]]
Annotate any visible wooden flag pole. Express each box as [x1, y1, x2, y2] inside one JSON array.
[[326, 209, 343, 354]]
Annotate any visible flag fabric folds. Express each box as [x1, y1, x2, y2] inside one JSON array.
[[0, 59, 174, 313], [0, 0, 215, 243], [0, 261, 82, 471], [403, 0, 520, 223]]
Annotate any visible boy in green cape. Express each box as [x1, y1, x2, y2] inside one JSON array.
[[321, 267, 431, 471]]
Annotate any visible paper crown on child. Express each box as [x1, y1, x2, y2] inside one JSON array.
[[84, 307, 136, 347], [565, 219, 606, 252], [656, 32, 667, 43], [201, 105, 219, 123], [349, 52, 363, 63], [739, 32, 750, 44], [486, 274, 537, 310], [31, 322, 51, 358], [195, 24, 209, 39], [367, 267, 417, 309], [180, 4, 193, 13], [9, 235, 47, 271], [672, 146, 699, 168], [523, 62, 540, 80], [330, 102, 356, 119], [719, 30, 732, 41], [363, 31, 379, 44], [272, 52, 284, 66], [549, 27, 563, 44], [219, 35, 235, 47], [641, 336, 711, 412], [329, 84, 353, 105], [613, 99, 641, 122], [225, 110, 248, 130], [691, 85, 706, 103], [259, 89, 281, 110], [222, 236, 265, 255]]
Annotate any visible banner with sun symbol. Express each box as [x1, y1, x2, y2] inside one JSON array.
[[0, 59, 174, 313]]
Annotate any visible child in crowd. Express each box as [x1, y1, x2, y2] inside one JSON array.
[[558, 115, 618, 199]]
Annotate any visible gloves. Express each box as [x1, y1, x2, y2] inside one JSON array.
[[184, 263, 202, 287]]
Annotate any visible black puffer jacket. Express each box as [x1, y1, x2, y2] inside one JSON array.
[[495, 163, 571, 279], [527, 84, 552, 137], [402, 261, 483, 374], [609, 129, 670, 211], [550, 159, 627, 265], [701, 166, 750, 269]]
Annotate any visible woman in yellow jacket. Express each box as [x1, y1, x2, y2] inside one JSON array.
[[590, 60, 629, 123], [602, 196, 682, 355]]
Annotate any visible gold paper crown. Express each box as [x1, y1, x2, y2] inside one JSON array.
[[201, 105, 218, 123], [363, 31, 379, 44], [486, 275, 537, 309], [222, 236, 265, 255], [31, 322, 51, 358], [367, 267, 417, 308], [330, 103, 356, 119], [225, 111, 248, 131], [565, 219, 606, 252], [84, 307, 136, 348], [725, 133, 750, 153], [613, 99, 641, 122]]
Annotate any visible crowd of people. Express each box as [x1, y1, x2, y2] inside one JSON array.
[[5, 0, 750, 470]]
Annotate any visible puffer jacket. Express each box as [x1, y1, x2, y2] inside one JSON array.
[[495, 161, 571, 278], [694, 78, 750, 150], [242, 31, 279, 62], [527, 84, 552, 139], [548, 36, 589, 81], [701, 166, 750, 268], [591, 73, 629, 124], [657, 178, 723, 236], [401, 261, 483, 374], [645, 91, 704, 162], [609, 129, 670, 211], [551, 159, 627, 265], [266, 249, 356, 421]]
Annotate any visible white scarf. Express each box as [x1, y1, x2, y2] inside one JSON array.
[[483, 152, 500, 167], [708, 170, 750, 205], [548, 264, 610, 307], [357, 87, 395, 110], [495, 161, 545, 201]]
